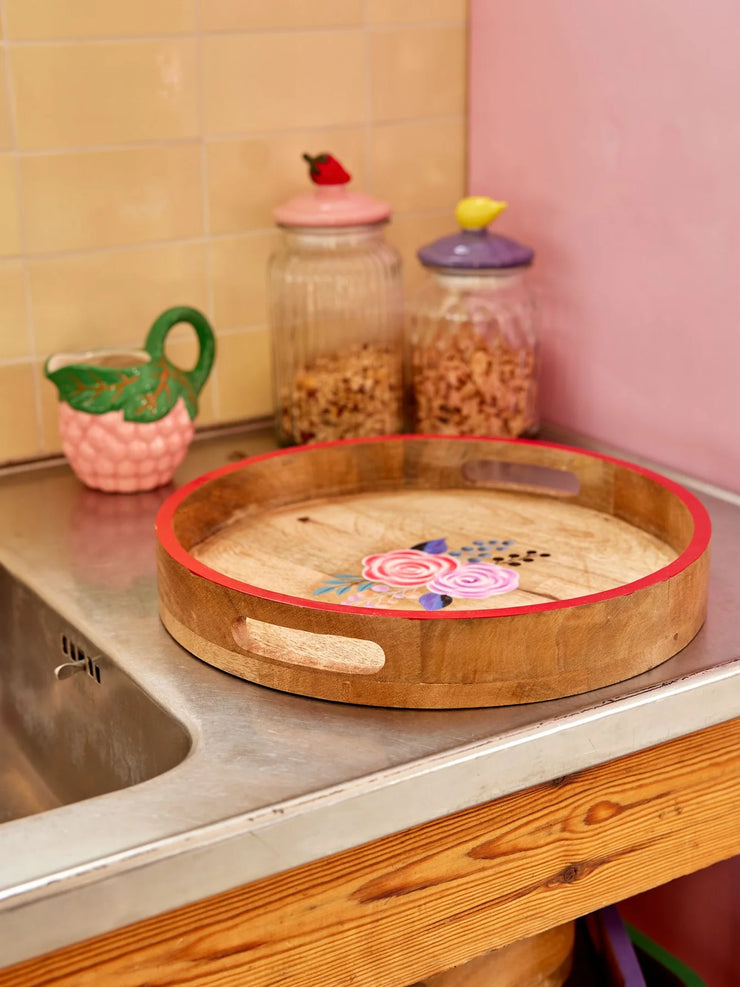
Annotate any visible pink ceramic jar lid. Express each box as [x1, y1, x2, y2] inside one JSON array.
[[273, 153, 391, 228]]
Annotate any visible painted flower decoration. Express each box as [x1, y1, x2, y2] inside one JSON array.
[[313, 535, 532, 611], [427, 562, 519, 599], [362, 549, 459, 588]]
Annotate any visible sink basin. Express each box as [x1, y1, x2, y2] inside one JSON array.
[[0, 565, 191, 823]]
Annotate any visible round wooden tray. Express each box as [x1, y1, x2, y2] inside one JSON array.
[[156, 436, 711, 708]]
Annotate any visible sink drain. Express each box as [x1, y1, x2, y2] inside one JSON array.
[[57, 634, 101, 683]]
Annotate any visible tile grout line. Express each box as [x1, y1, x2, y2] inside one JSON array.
[[2, 115, 466, 158], [0, 353, 42, 368], [193, 0, 221, 421], [463, 1, 471, 195], [1, 208, 454, 266], [217, 324, 268, 337], [0, 0, 44, 452], [363, 1, 373, 195], [1, 22, 466, 46], [0, 325, 272, 376]]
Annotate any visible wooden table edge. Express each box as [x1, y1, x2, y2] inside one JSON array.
[[5, 715, 740, 987]]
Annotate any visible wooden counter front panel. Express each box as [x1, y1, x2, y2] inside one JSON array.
[[5, 717, 740, 987]]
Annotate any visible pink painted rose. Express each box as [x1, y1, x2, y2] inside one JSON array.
[[361, 549, 459, 588], [427, 563, 519, 599]]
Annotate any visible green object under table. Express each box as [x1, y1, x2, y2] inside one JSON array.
[[627, 924, 707, 987]]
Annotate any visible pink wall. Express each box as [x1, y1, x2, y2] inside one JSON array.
[[469, 0, 740, 492]]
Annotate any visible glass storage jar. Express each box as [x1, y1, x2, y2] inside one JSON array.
[[406, 197, 539, 438], [269, 153, 403, 445]]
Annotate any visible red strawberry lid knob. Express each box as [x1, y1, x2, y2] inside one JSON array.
[[303, 152, 351, 186], [273, 152, 391, 227]]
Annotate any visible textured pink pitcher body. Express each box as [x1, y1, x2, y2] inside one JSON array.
[[59, 399, 194, 493]]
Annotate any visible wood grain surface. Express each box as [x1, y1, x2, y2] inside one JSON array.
[[192, 488, 677, 609], [6, 717, 739, 987], [157, 438, 710, 707], [418, 920, 575, 986]]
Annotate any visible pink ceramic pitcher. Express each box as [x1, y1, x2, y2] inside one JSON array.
[[45, 306, 215, 493]]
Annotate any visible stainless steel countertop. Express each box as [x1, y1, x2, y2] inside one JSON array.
[[1, 425, 739, 968]]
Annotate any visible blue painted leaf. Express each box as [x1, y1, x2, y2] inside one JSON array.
[[313, 585, 338, 596], [336, 585, 355, 595], [411, 538, 448, 554], [423, 538, 448, 555], [357, 582, 374, 591]]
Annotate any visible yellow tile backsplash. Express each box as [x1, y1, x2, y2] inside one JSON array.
[[0, 52, 12, 150], [11, 41, 199, 149], [216, 328, 274, 423], [0, 260, 30, 359], [38, 363, 65, 453], [370, 27, 467, 122], [0, 155, 21, 255], [210, 232, 281, 330], [201, 0, 364, 33], [207, 128, 367, 235], [386, 211, 463, 295], [30, 241, 209, 353], [202, 32, 367, 136], [21, 145, 204, 253], [0, 0, 468, 464], [370, 118, 466, 212], [0, 363, 39, 460], [366, 0, 467, 24], [4, 0, 197, 40]]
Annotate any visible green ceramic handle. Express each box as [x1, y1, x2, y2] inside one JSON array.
[[144, 306, 216, 396]]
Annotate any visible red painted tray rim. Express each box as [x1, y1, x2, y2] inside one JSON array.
[[156, 436, 712, 622]]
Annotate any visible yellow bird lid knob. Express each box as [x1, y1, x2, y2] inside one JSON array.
[[455, 196, 508, 231], [418, 197, 532, 269]]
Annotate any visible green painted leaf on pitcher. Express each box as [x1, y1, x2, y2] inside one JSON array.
[[46, 358, 199, 424]]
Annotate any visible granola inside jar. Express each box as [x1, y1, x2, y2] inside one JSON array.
[[269, 154, 403, 445], [406, 197, 539, 438]]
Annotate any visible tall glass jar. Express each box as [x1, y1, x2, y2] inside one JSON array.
[[269, 154, 403, 445], [406, 197, 539, 438]]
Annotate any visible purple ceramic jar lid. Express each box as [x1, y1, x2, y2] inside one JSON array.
[[418, 197, 534, 271]]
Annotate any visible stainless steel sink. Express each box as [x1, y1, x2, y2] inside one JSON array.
[[0, 565, 190, 823]]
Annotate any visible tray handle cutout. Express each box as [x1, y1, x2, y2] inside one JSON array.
[[462, 459, 581, 497], [231, 616, 385, 675]]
